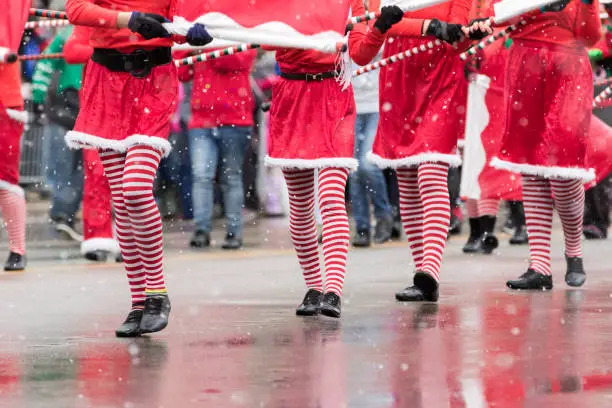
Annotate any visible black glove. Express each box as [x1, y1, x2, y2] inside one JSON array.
[[186, 23, 213, 46], [374, 5, 404, 34], [466, 18, 491, 40], [426, 19, 464, 44], [128, 12, 170, 40], [541, 0, 571, 12]]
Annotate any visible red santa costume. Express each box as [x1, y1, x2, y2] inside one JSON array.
[[62, 26, 120, 260], [64, 0, 188, 336], [265, 0, 389, 317], [0, 0, 31, 271], [367, 0, 471, 301], [491, 1, 601, 289]]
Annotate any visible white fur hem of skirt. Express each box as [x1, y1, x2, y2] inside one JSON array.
[[65, 131, 172, 157], [264, 156, 358, 170], [490, 157, 596, 182], [80, 238, 121, 255], [0, 180, 24, 197], [367, 152, 462, 169]]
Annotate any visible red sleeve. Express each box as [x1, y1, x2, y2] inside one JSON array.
[[65, 0, 119, 28], [386, 18, 425, 37], [63, 26, 93, 64], [574, 0, 601, 47], [348, 0, 387, 65], [448, 0, 472, 24]]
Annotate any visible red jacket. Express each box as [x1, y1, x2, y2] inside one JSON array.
[[189, 51, 257, 128], [65, 0, 178, 52]]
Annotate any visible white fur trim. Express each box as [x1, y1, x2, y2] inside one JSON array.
[[367, 152, 462, 169], [490, 157, 596, 182], [0, 180, 24, 197], [264, 156, 358, 170], [65, 131, 172, 157], [6, 109, 29, 124], [80, 238, 121, 255]]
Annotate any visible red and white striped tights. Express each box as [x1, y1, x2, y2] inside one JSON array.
[[0, 190, 26, 255], [522, 175, 584, 276], [99, 146, 167, 307], [283, 168, 350, 296], [397, 163, 451, 282], [465, 198, 500, 218]]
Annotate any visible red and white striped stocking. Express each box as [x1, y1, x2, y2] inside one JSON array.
[[550, 179, 584, 258], [521, 175, 554, 276], [478, 198, 500, 217], [397, 168, 424, 269], [0, 190, 26, 255]]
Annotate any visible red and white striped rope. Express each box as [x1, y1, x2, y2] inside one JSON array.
[[25, 19, 70, 29], [594, 85, 612, 108], [594, 77, 612, 88], [353, 40, 443, 77], [174, 43, 260, 67]]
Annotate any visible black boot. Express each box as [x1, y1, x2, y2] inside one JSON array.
[[84, 250, 109, 262], [509, 201, 528, 245], [463, 218, 482, 253], [139, 294, 171, 334], [190, 230, 210, 248], [296, 289, 323, 316], [449, 205, 463, 236], [373, 216, 393, 244], [506, 269, 553, 291], [478, 216, 499, 255], [319, 292, 342, 318], [352, 230, 371, 247], [565, 256, 586, 287], [4, 252, 25, 272], [222, 232, 243, 250], [115, 309, 144, 338], [395, 271, 439, 302], [510, 225, 529, 245]]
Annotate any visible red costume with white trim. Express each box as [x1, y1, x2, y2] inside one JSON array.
[[64, 25, 120, 256], [491, 2, 601, 181], [64, 0, 179, 156], [369, 0, 471, 168]]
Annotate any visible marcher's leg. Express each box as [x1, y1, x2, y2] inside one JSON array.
[[349, 114, 372, 247], [396, 167, 424, 269], [0, 189, 26, 271]]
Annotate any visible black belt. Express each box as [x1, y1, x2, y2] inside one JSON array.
[[92, 47, 172, 78], [279, 71, 338, 81]]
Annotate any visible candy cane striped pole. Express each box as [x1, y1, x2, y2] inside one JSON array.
[[19, 53, 64, 61], [353, 39, 443, 77], [594, 97, 612, 110], [25, 19, 70, 29], [594, 77, 612, 88], [348, 11, 379, 25], [174, 43, 260, 67], [594, 85, 612, 108], [29, 8, 68, 19], [459, 19, 527, 61]]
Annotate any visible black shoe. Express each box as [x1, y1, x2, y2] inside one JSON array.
[[373, 217, 393, 244], [139, 294, 171, 334], [449, 206, 463, 235], [84, 250, 109, 262], [478, 216, 499, 255], [583, 224, 607, 240], [4, 252, 25, 271], [506, 269, 553, 291], [115, 253, 124, 263], [463, 218, 482, 253], [395, 271, 439, 302], [222, 233, 243, 250], [319, 292, 342, 318], [115, 309, 144, 338], [352, 230, 371, 248], [189, 230, 210, 248], [296, 288, 323, 316], [565, 256, 586, 287], [509, 225, 529, 245], [53, 218, 83, 242]]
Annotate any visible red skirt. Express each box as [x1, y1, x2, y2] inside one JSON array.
[[491, 40, 594, 181], [266, 76, 357, 169], [66, 61, 178, 156], [0, 106, 24, 194], [370, 37, 467, 168]]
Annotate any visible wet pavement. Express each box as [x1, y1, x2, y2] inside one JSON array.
[[1, 210, 612, 407]]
